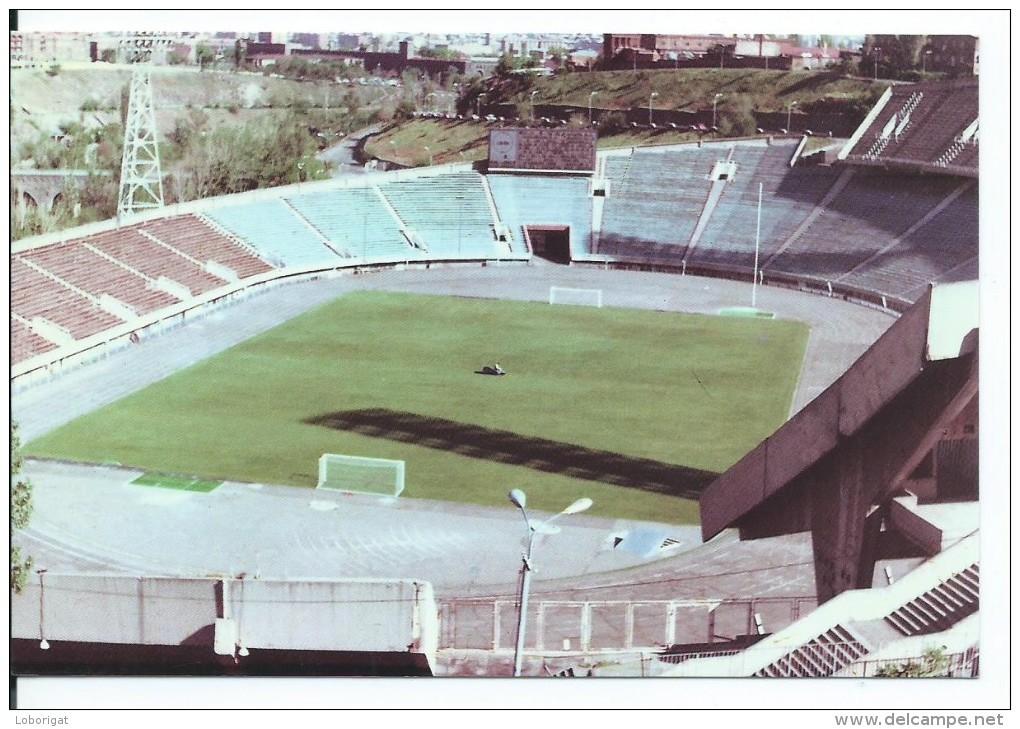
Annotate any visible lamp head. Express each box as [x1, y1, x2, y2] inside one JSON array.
[[562, 497, 593, 515], [508, 489, 527, 510]]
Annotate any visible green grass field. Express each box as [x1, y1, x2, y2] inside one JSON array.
[[26, 292, 809, 524]]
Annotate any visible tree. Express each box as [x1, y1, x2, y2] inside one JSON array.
[[495, 53, 521, 76], [597, 111, 628, 136], [717, 96, 758, 137], [195, 43, 215, 71], [875, 647, 952, 678], [234, 39, 247, 69], [864, 34, 930, 80], [11, 421, 34, 594]]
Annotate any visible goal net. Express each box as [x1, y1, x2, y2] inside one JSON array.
[[317, 453, 405, 497], [549, 286, 603, 308]]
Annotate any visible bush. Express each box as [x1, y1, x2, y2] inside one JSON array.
[[875, 648, 951, 678], [717, 96, 758, 137], [597, 111, 628, 136]]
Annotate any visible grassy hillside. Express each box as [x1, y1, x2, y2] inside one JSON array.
[[25, 292, 809, 525], [522, 68, 882, 114], [10, 64, 397, 160]]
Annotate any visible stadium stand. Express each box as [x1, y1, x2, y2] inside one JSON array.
[[596, 146, 722, 261], [487, 174, 594, 257], [11, 316, 59, 363], [841, 79, 978, 177], [11, 257, 124, 342], [763, 171, 962, 282], [378, 172, 504, 258], [139, 215, 275, 279], [20, 241, 181, 316], [837, 184, 978, 298], [203, 200, 347, 268], [688, 143, 842, 269], [88, 228, 230, 296], [285, 187, 420, 261]]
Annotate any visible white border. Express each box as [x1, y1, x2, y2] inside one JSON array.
[[8, 6, 1012, 717]]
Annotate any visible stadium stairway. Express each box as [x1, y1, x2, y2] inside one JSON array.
[[662, 532, 979, 677], [683, 178, 728, 256]]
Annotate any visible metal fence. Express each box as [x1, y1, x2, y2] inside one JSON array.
[[438, 595, 817, 653]]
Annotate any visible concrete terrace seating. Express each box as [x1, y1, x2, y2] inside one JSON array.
[[140, 215, 274, 279], [846, 81, 978, 174], [690, 144, 841, 269], [11, 258, 124, 341], [379, 173, 501, 258], [285, 187, 415, 261], [765, 172, 961, 281], [88, 228, 229, 296], [487, 174, 593, 257], [598, 147, 722, 262], [839, 185, 978, 299], [11, 317, 59, 364], [203, 201, 345, 268], [20, 241, 181, 316], [892, 86, 977, 167]]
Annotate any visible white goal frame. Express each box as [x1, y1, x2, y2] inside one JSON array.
[[317, 453, 405, 497], [549, 286, 603, 308]]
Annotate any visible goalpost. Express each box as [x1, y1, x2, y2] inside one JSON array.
[[317, 453, 405, 497], [549, 286, 603, 308]]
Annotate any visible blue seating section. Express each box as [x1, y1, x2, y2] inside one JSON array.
[[285, 188, 416, 261], [765, 172, 961, 280], [379, 173, 502, 258], [839, 185, 978, 298], [595, 147, 724, 263], [690, 145, 841, 268], [487, 174, 593, 257], [204, 201, 344, 268]]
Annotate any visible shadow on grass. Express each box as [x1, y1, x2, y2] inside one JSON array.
[[304, 408, 717, 499]]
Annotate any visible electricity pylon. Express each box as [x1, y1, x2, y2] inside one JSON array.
[[117, 37, 170, 218]]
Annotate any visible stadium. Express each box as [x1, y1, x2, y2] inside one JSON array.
[[11, 62, 981, 682]]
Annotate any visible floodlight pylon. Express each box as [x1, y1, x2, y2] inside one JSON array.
[[117, 43, 165, 218]]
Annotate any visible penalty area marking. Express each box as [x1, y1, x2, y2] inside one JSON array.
[[717, 307, 775, 319], [130, 472, 222, 493]]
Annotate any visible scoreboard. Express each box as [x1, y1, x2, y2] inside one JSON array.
[[488, 128, 597, 173]]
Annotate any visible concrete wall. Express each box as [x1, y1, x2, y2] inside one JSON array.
[[12, 573, 438, 675]]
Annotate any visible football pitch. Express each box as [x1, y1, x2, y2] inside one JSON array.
[[25, 291, 809, 524]]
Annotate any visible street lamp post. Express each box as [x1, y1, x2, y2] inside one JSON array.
[[874, 47, 881, 81], [922, 49, 932, 74], [787, 101, 798, 133], [588, 91, 598, 125], [424, 145, 432, 166], [531, 89, 539, 121], [508, 489, 592, 677], [649, 91, 659, 126], [713, 93, 724, 128], [476, 93, 486, 117]]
